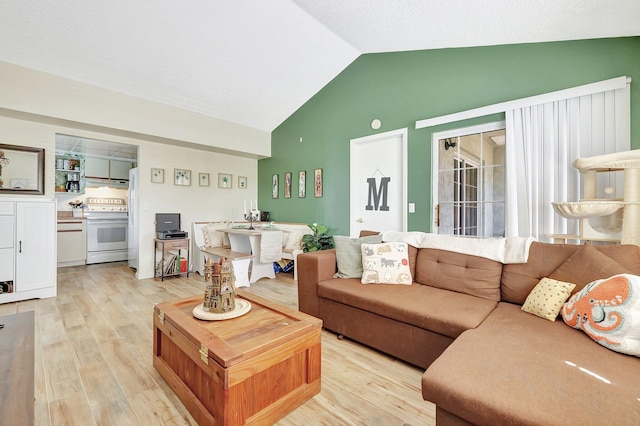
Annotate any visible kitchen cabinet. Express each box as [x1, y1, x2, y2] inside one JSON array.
[[0, 199, 56, 303], [85, 157, 110, 179], [85, 157, 132, 180], [57, 219, 86, 267], [109, 160, 133, 180]]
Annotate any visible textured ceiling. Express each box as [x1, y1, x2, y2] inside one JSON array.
[[1, 1, 639, 132]]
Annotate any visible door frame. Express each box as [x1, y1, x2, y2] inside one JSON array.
[[431, 121, 505, 233], [350, 128, 408, 236]]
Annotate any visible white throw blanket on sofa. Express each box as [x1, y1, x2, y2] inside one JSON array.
[[381, 231, 535, 264]]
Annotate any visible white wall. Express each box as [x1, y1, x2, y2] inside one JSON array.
[[0, 61, 271, 157], [137, 142, 257, 279], [0, 61, 268, 280]]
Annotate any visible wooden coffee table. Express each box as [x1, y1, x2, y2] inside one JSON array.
[[153, 290, 322, 425]]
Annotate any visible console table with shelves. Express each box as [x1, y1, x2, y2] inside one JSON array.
[[154, 238, 190, 280]]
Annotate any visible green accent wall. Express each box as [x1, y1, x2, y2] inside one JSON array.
[[259, 37, 640, 235]]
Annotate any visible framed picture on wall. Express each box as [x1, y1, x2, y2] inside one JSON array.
[[298, 171, 306, 198], [284, 172, 292, 198], [151, 168, 164, 183], [218, 173, 232, 188], [272, 174, 279, 198], [199, 173, 210, 187], [314, 168, 323, 198], [238, 176, 247, 189], [174, 169, 191, 186]]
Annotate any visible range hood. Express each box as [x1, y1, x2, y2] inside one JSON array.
[[85, 177, 129, 189]]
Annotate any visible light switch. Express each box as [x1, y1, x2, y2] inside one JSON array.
[[409, 203, 415, 213]]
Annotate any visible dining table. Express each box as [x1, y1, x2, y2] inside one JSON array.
[[222, 227, 283, 285]]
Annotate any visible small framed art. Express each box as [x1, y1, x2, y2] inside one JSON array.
[[284, 172, 292, 198], [238, 176, 247, 189], [298, 171, 306, 198], [174, 169, 191, 186], [199, 173, 210, 187], [272, 174, 279, 198], [218, 173, 232, 188], [314, 168, 323, 197], [151, 168, 164, 183]]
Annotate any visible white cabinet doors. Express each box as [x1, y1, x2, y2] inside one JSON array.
[[0, 215, 14, 281], [15, 201, 56, 292], [109, 160, 132, 180], [85, 157, 110, 179], [85, 157, 132, 180]]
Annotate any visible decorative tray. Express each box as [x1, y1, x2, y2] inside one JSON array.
[[192, 299, 251, 321]]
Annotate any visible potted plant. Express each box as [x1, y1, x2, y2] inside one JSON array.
[[302, 223, 335, 252]]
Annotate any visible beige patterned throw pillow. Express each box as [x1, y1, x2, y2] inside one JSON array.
[[361, 242, 412, 285], [202, 223, 225, 247], [521, 277, 576, 321]]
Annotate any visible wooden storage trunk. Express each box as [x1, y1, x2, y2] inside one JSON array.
[[153, 290, 322, 425]]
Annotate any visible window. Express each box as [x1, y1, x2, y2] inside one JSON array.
[[433, 123, 505, 238]]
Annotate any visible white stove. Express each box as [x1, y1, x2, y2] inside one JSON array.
[[85, 197, 128, 213], [85, 197, 129, 264]]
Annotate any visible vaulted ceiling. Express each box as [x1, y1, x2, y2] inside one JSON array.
[[1, 1, 639, 132]]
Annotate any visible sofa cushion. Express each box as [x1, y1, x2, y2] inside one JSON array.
[[284, 230, 305, 251], [333, 235, 383, 278], [422, 302, 640, 425], [414, 248, 503, 302], [361, 242, 412, 285], [549, 243, 629, 293], [202, 223, 225, 247], [521, 277, 575, 321], [318, 278, 497, 338], [562, 273, 640, 357], [501, 242, 640, 305]]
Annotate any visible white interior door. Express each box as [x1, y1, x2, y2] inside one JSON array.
[[350, 128, 407, 237]]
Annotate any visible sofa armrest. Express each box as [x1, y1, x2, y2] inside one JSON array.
[[297, 249, 337, 318]]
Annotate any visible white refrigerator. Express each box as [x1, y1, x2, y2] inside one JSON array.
[[128, 167, 139, 270]]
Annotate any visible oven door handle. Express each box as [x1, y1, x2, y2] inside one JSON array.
[[87, 220, 128, 225]]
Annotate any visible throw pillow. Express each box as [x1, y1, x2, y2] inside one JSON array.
[[561, 274, 640, 357], [202, 223, 225, 247], [549, 243, 629, 294], [284, 230, 305, 251], [333, 234, 383, 278], [361, 242, 412, 285], [521, 277, 576, 321]]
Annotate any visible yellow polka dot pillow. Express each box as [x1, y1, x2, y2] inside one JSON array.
[[361, 242, 412, 285], [521, 277, 576, 321]]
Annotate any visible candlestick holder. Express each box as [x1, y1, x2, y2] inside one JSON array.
[[243, 210, 260, 230]]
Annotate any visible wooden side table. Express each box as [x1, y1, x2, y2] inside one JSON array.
[[154, 238, 190, 280]]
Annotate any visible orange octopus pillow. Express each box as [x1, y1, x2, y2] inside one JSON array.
[[561, 274, 640, 357]]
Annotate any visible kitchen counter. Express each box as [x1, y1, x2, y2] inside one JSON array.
[[56, 214, 87, 267], [57, 211, 86, 221]]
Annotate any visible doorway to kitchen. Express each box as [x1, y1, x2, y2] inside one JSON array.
[[55, 134, 138, 267]]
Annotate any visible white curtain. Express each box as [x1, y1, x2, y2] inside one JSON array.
[[505, 84, 630, 241]]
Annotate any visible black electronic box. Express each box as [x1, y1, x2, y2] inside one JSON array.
[[155, 213, 188, 240]]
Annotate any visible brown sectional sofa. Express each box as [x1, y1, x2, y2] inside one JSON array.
[[297, 240, 640, 425]]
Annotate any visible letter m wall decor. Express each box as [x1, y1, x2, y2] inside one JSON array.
[[350, 128, 408, 236]]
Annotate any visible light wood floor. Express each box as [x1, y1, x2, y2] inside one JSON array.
[[0, 262, 435, 426]]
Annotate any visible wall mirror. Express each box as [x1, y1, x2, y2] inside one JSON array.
[[0, 143, 45, 195]]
